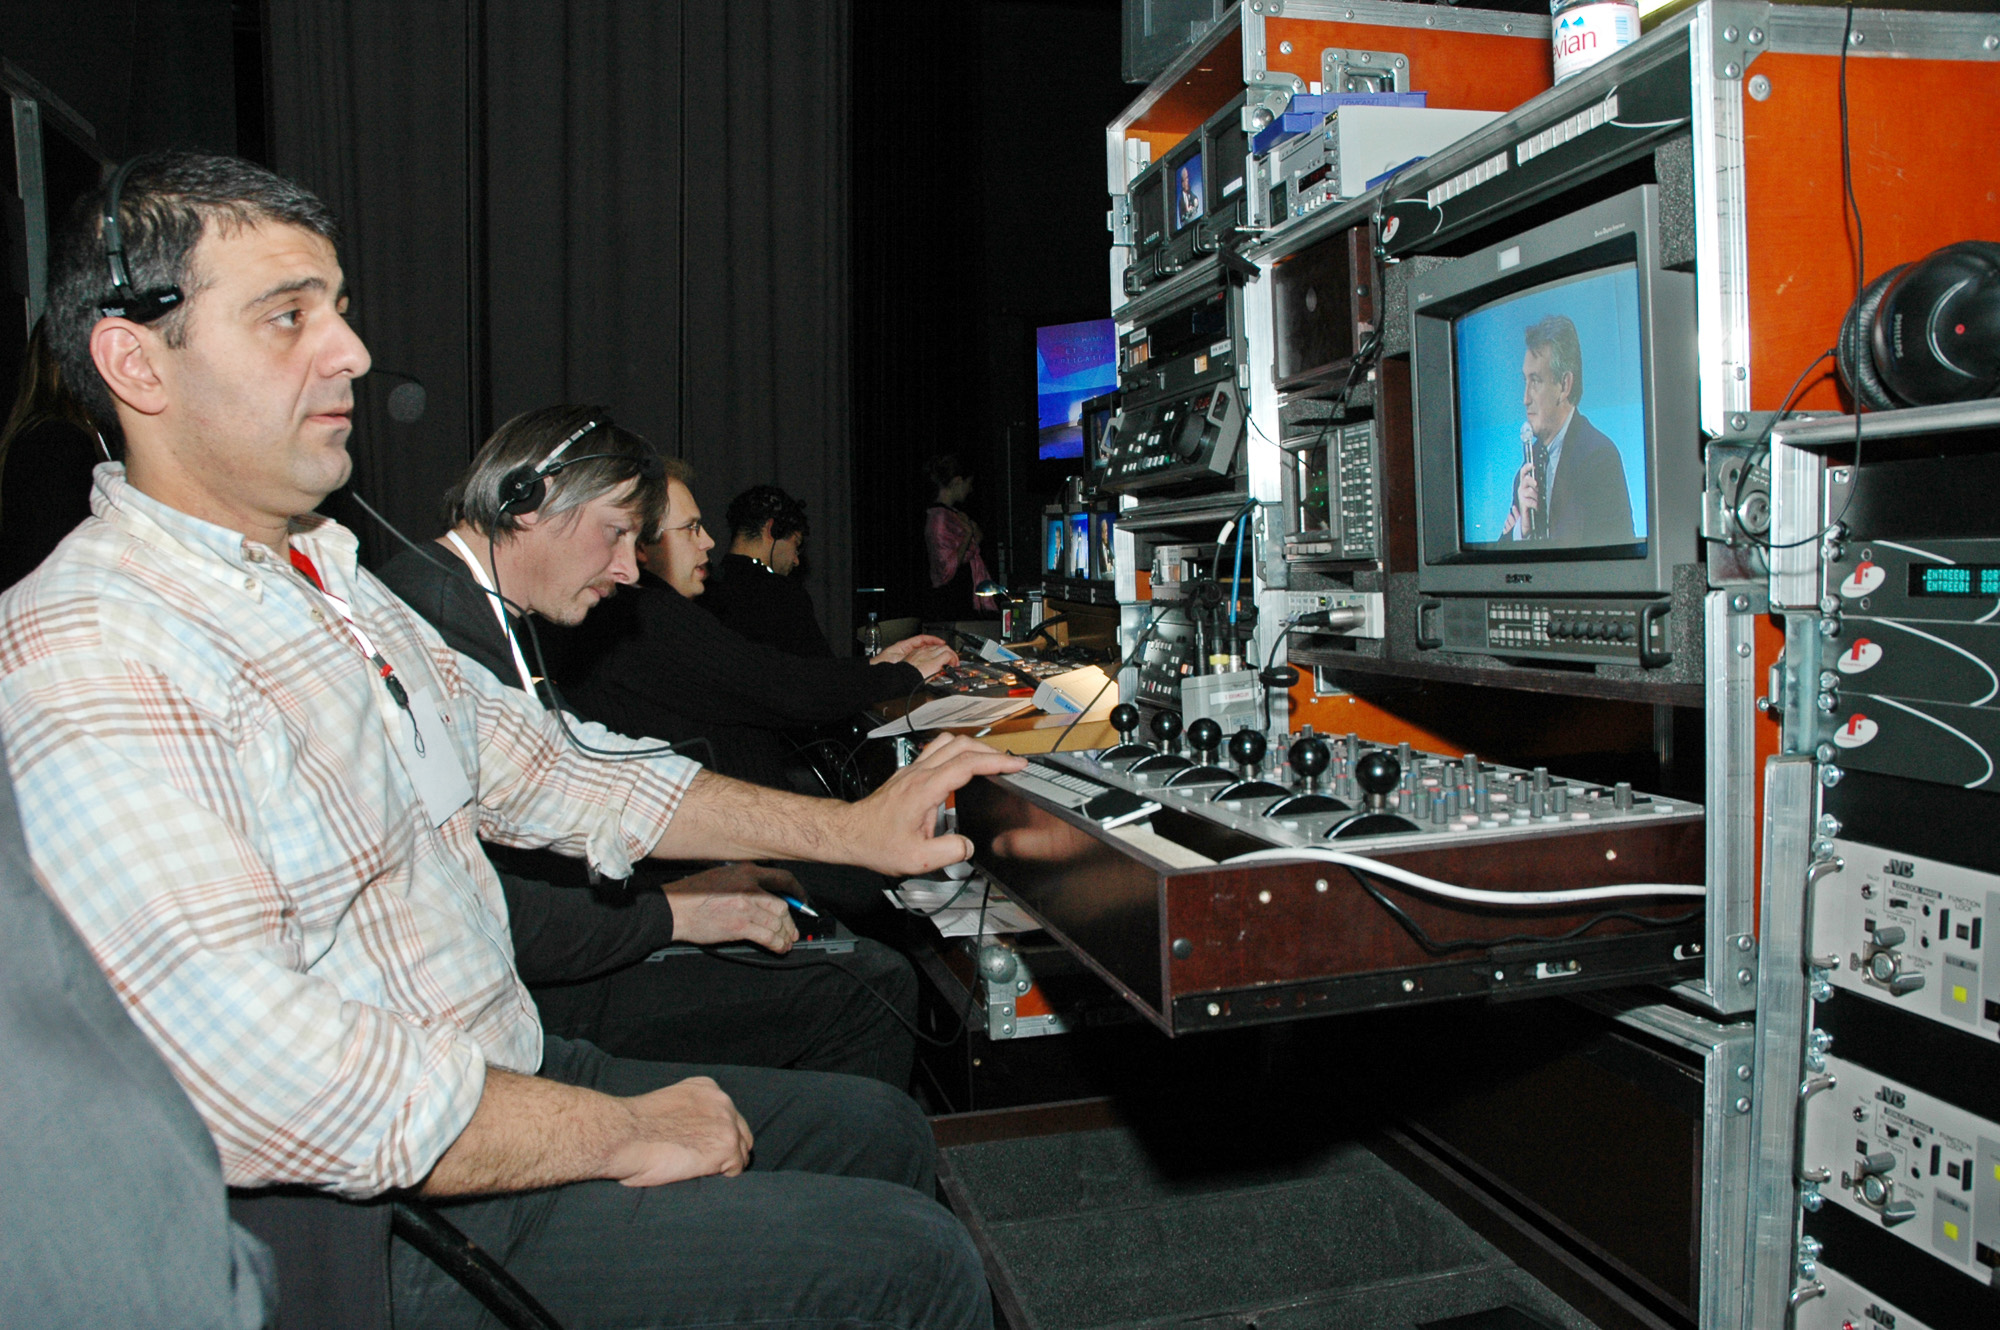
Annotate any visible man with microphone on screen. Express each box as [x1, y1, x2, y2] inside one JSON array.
[[1501, 313, 1637, 548]]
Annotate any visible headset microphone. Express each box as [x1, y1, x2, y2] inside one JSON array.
[[97, 158, 184, 324], [493, 418, 667, 517]]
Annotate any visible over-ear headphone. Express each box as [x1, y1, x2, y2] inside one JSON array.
[[97, 158, 184, 324], [1838, 240, 2000, 410], [495, 418, 666, 516]]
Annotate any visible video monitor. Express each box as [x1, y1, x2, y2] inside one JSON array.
[[1409, 184, 1699, 599], [1132, 166, 1166, 256], [1167, 143, 1205, 236], [1272, 226, 1368, 393], [1042, 511, 1067, 575], [1453, 264, 1648, 552], [1036, 319, 1119, 461], [1091, 510, 1118, 581], [1068, 512, 1091, 577]]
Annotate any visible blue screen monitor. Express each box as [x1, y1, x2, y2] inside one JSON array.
[[1043, 512, 1066, 574], [1091, 511, 1118, 580], [1453, 264, 1649, 550], [1068, 512, 1090, 576], [1169, 145, 1205, 235], [1036, 319, 1118, 460]]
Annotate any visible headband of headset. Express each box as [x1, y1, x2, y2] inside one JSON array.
[[495, 418, 665, 516], [98, 158, 184, 324]]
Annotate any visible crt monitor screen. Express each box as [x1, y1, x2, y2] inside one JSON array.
[[1068, 512, 1091, 576], [1043, 514, 1067, 574], [1037, 319, 1118, 461], [1168, 145, 1204, 235], [1453, 264, 1648, 554], [1091, 511, 1118, 580]]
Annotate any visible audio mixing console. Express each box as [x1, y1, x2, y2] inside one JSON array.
[[958, 719, 1706, 1033]]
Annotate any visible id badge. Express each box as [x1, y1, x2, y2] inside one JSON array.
[[387, 683, 474, 826]]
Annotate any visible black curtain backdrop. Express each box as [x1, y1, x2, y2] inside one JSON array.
[[266, 0, 852, 651]]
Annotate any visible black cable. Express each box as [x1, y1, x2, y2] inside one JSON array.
[[1837, 2, 1867, 498], [1344, 865, 1703, 956], [346, 490, 688, 763], [1048, 601, 1173, 753]]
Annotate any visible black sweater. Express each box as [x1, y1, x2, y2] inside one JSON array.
[[561, 571, 923, 790], [377, 544, 677, 982], [702, 552, 834, 657]]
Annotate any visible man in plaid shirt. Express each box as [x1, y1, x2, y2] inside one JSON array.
[[5, 152, 1014, 1328]]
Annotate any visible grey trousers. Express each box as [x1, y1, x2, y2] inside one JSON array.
[[391, 1036, 991, 1330]]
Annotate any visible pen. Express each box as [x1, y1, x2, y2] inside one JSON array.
[[778, 894, 820, 918]]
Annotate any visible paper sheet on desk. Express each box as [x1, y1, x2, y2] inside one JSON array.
[[865, 693, 1036, 738], [887, 879, 1040, 936]]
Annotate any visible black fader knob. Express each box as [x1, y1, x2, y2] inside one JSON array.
[[1110, 703, 1140, 738], [1289, 734, 1330, 788], [1151, 709, 1183, 752], [1097, 701, 1153, 765], [1227, 728, 1267, 773], [1187, 717, 1223, 760], [1354, 751, 1400, 804]]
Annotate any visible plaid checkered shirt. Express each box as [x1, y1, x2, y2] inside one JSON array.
[[0, 465, 698, 1196]]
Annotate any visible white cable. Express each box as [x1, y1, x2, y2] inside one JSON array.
[[1221, 846, 1706, 907]]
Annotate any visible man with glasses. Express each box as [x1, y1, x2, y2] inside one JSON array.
[[378, 405, 923, 1088]]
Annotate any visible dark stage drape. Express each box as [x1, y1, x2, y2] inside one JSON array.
[[266, 0, 853, 651]]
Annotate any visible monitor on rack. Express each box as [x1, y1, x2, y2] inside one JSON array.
[[1410, 184, 1699, 610], [1042, 507, 1068, 576], [1166, 137, 1205, 238], [1272, 224, 1377, 396], [1036, 319, 1119, 460]]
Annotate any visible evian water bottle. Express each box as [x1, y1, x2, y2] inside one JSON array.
[[1550, 0, 1640, 83]]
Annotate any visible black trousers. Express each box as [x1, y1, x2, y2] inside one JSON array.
[[529, 936, 917, 1088], [391, 1037, 991, 1330]]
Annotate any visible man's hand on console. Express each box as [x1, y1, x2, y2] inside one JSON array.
[[877, 634, 959, 679], [663, 863, 802, 951], [845, 733, 1026, 877]]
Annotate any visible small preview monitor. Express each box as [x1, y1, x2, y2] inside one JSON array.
[[1042, 510, 1068, 575], [1272, 226, 1368, 393], [1068, 511, 1091, 577], [1168, 143, 1205, 235], [1037, 319, 1119, 461], [1091, 510, 1119, 580]]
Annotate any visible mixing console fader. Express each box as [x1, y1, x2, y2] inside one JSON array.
[[957, 725, 1705, 1034]]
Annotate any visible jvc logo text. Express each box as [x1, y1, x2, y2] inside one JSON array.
[[1866, 1303, 1896, 1328], [1884, 859, 1914, 879], [1875, 1086, 1907, 1109]]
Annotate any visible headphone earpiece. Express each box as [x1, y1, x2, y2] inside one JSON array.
[[1836, 266, 1902, 413], [494, 418, 666, 518], [98, 158, 185, 324], [1837, 241, 2000, 410]]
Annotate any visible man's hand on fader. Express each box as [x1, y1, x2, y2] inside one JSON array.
[[662, 863, 802, 951], [845, 733, 1025, 877], [877, 634, 959, 679]]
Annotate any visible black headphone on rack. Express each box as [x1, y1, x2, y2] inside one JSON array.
[[1837, 240, 2000, 410], [495, 417, 667, 516], [97, 158, 184, 324]]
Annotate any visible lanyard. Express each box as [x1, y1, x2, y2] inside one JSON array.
[[288, 547, 422, 750], [442, 531, 539, 697]]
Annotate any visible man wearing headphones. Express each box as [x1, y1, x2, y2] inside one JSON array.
[[701, 483, 831, 657], [377, 404, 921, 1088], [8, 152, 1003, 1329]]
